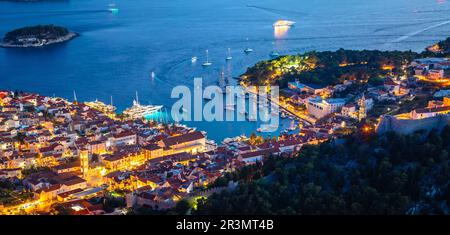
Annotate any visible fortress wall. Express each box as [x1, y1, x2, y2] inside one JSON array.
[[376, 115, 450, 135]]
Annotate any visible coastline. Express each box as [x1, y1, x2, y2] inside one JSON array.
[[0, 32, 79, 48]]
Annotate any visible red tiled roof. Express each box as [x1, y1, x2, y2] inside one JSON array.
[[162, 131, 205, 147]]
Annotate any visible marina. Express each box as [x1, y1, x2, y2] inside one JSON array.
[[0, 0, 447, 142]]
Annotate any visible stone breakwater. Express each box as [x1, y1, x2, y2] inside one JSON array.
[[0, 32, 78, 48]]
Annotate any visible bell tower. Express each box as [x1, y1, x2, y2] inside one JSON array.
[[80, 149, 89, 178], [358, 94, 367, 121]]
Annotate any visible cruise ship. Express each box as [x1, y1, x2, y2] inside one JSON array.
[[123, 92, 163, 120], [273, 20, 296, 27]]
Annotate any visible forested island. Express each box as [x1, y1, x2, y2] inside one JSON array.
[[0, 25, 78, 48], [170, 127, 450, 215], [241, 37, 450, 88]]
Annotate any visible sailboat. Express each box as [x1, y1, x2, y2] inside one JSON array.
[[244, 38, 253, 54], [225, 48, 232, 60], [202, 50, 212, 66], [218, 68, 229, 94]]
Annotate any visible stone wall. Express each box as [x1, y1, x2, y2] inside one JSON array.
[[376, 114, 450, 135]]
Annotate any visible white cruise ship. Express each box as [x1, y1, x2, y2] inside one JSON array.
[[123, 92, 163, 120]]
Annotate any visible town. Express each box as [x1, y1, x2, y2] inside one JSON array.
[[0, 88, 325, 214], [1, 43, 450, 215]]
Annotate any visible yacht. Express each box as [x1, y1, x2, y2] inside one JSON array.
[[123, 92, 163, 120], [202, 50, 212, 66], [85, 99, 116, 113], [150, 71, 155, 79], [191, 56, 197, 63], [225, 48, 232, 60], [273, 20, 296, 27]]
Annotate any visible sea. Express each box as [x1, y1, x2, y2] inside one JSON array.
[[1, 0, 450, 142]]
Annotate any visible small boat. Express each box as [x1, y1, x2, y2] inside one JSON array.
[[244, 48, 253, 54], [238, 110, 247, 115], [225, 104, 235, 111], [225, 48, 232, 60], [150, 71, 155, 79], [108, 3, 119, 13], [244, 38, 253, 54], [257, 126, 272, 132], [191, 57, 197, 63], [202, 50, 212, 66], [247, 115, 257, 122], [287, 120, 297, 131], [270, 51, 280, 58]]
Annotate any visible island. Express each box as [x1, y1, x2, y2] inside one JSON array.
[[0, 25, 78, 48]]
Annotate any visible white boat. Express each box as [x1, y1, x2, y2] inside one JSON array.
[[123, 91, 163, 120], [244, 38, 253, 53], [108, 3, 119, 13], [257, 126, 271, 132], [191, 56, 197, 63], [270, 51, 280, 58], [202, 50, 212, 66], [244, 48, 253, 53], [150, 71, 155, 79], [273, 20, 296, 27], [225, 104, 235, 111], [287, 120, 297, 131], [247, 115, 257, 122], [85, 99, 116, 113], [226, 48, 232, 60]]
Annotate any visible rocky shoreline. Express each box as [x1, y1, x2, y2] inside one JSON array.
[[0, 32, 78, 48]]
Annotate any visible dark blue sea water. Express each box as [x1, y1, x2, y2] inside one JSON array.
[[1, 0, 450, 141]]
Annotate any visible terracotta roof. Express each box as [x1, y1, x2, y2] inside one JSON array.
[[240, 147, 280, 159], [113, 131, 136, 139], [162, 131, 205, 147]]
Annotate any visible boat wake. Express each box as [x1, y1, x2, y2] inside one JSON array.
[[246, 5, 305, 17], [373, 19, 448, 33], [390, 19, 450, 43], [0, 9, 110, 17]]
